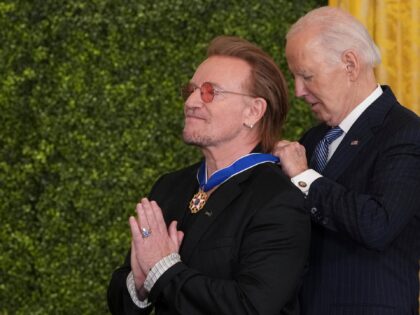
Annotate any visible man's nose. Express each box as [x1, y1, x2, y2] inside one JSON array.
[[185, 88, 203, 109], [294, 78, 307, 98]]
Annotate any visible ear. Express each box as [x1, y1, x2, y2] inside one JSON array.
[[341, 49, 360, 81], [244, 97, 267, 127]]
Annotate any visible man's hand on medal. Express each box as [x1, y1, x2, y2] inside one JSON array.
[[129, 198, 184, 274], [273, 140, 308, 177]]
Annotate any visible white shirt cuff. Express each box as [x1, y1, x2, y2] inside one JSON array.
[[144, 253, 181, 292], [126, 253, 181, 308], [126, 272, 151, 309], [291, 169, 322, 195]]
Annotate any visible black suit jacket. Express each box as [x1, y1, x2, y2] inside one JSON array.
[[108, 161, 311, 314], [300, 86, 420, 315]]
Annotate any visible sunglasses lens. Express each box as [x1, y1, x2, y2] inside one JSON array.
[[201, 82, 214, 103]]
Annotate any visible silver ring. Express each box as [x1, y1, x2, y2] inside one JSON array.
[[141, 227, 152, 238]]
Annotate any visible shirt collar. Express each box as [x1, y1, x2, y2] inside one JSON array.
[[339, 84, 383, 133]]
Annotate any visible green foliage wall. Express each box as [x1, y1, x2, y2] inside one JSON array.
[[0, 0, 323, 313]]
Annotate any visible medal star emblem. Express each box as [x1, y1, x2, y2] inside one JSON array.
[[189, 189, 208, 213]]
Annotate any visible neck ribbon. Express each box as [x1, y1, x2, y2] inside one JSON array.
[[189, 153, 279, 213]]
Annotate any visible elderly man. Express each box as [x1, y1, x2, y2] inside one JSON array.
[[108, 36, 310, 315], [274, 6, 420, 315]]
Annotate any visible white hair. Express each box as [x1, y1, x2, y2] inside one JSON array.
[[287, 6, 381, 67]]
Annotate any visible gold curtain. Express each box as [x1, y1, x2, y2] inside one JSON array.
[[329, 0, 420, 114]]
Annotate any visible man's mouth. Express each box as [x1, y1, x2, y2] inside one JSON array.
[[185, 115, 205, 121]]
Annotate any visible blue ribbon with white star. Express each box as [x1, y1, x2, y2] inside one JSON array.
[[197, 153, 279, 192]]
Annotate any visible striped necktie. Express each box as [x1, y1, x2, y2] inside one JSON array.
[[311, 126, 343, 173]]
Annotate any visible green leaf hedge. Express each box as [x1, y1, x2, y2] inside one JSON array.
[[0, 0, 323, 313]]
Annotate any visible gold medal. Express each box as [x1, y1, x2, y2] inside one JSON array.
[[189, 189, 208, 213]]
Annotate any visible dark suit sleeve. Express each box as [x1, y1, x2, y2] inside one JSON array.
[[147, 190, 310, 315], [307, 125, 420, 250], [107, 252, 154, 315]]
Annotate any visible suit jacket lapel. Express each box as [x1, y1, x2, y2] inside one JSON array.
[[323, 87, 395, 180], [304, 86, 396, 180], [180, 169, 250, 263], [158, 163, 200, 229], [322, 119, 374, 179]]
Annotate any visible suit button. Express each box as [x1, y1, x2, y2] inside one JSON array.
[[310, 207, 318, 214]]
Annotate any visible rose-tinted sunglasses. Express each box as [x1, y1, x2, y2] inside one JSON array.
[[181, 81, 256, 103]]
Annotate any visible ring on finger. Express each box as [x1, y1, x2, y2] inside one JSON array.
[[141, 227, 152, 238]]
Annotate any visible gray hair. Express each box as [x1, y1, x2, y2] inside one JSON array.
[[287, 6, 381, 67]]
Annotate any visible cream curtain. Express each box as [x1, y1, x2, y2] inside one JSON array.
[[329, 0, 420, 114]]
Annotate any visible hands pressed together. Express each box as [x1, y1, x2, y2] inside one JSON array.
[[129, 198, 184, 292]]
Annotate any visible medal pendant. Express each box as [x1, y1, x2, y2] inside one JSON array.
[[189, 189, 208, 213]]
